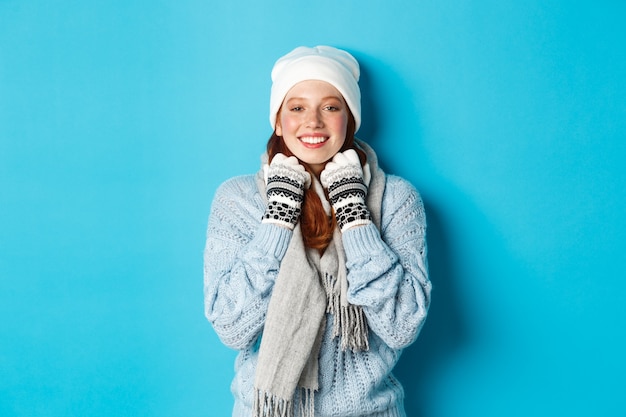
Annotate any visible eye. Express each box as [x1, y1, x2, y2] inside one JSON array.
[[290, 106, 304, 112], [323, 100, 343, 111]]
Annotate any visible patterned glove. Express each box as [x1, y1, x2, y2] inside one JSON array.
[[320, 149, 372, 232], [262, 153, 311, 230]]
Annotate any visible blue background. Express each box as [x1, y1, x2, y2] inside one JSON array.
[[2, 1, 625, 416]]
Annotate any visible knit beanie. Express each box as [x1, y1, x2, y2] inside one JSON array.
[[269, 45, 361, 132]]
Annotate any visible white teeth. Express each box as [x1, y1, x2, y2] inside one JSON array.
[[300, 136, 327, 144]]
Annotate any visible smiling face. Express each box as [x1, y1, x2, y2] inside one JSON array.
[[275, 80, 349, 176]]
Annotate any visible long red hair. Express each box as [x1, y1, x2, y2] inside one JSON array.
[[266, 112, 366, 251]]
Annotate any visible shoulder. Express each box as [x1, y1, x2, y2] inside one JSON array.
[[210, 174, 265, 221], [381, 174, 426, 230], [214, 174, 260, 197], [382, 175, 423, 207]]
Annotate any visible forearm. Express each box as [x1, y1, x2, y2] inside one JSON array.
[[343, 223, 429, 349], [342, 173, 431, 349], [205, 214, 293, 350]]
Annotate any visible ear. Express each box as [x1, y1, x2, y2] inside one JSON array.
[[275, 118, 282, 136]]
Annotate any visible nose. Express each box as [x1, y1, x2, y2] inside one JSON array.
[[305, 109, 324, 128]]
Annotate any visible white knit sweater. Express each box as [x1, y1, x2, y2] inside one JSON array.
[[204, 158, 430, 417]]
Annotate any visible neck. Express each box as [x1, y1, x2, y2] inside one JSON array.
[[310, 163, 324, 178]]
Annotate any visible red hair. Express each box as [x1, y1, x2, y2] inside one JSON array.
[[266, 113, 366, 251]]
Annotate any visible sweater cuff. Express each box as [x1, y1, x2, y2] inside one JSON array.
[[251, 222, 293, 260], [342, 222, 387, 259]]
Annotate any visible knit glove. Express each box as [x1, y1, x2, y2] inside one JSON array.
[[320, 149, 372, 232], [262, 153, 311, 230]]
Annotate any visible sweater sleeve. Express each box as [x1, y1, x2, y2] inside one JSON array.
[[342, 175, 431, 350], [203, 175, 292, 350]]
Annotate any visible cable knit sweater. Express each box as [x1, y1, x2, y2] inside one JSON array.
[[204, 153, 430, 417]]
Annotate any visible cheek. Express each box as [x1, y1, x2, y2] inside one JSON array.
[[277, 115, 296, 136], [332, 114, 349, 135]]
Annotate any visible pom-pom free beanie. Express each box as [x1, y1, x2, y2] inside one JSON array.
[[269, 46, 361, 132]]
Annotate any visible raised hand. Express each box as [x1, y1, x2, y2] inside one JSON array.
[[320, 149, 372, 232], [262, 153, 311, 229]]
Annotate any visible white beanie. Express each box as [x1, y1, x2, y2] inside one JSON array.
[[269, 45, 361, 132]]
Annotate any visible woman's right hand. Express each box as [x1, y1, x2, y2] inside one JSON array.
[[261, 153, 310, 229]]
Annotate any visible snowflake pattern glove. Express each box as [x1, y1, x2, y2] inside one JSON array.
[[262, 153, 311, 230], [320, 149, 372, 232]]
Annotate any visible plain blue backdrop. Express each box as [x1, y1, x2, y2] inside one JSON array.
[[2, 1, 625, 416]]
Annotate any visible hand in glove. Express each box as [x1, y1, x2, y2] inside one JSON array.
[[320, 149, 372, 232], [262, 153, 311, 230]]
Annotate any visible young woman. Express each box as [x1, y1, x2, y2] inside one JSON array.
[[204, 45, 431, 417]]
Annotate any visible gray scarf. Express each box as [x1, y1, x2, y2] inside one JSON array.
[[253, 141, 385, 417]]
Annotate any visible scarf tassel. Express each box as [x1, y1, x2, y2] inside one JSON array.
[[323, 273, 370, 352], [340, 303, 370, 352], [254, 389, 293, 417], [298, 387, 315, 417], [253, 388, 315, 417]]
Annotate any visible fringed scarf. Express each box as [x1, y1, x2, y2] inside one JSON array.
[[253, 141, 385, 417]]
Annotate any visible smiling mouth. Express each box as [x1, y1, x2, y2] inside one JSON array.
[[299, 136, 328, 144]]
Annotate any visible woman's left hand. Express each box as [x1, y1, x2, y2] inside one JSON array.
[[320, 149, 372, 232]]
